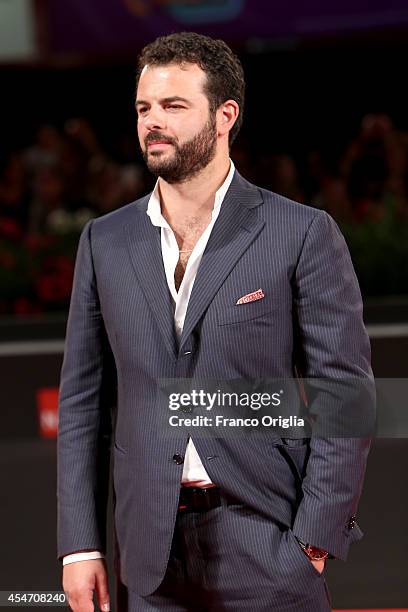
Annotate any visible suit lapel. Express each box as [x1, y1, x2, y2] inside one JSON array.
[[125, 197, 178, 361], [179, 172, 265, 352], [124, 172, 265, 359]]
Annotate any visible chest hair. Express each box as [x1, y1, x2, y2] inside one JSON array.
[[173, 214, 211, 291]]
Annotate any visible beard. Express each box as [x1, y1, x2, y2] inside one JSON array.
[[141, 113, 218, 184]]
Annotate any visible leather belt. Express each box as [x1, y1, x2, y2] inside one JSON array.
[[178, 486, 239, 512]]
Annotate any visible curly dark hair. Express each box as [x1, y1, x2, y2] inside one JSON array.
[[136, 32, 245, 146]]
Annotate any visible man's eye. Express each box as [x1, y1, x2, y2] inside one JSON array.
[[167, 105, 183, 110], [138, 107, 148, 114]]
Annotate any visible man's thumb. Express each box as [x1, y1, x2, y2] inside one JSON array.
[[95, 567, 110, 612]]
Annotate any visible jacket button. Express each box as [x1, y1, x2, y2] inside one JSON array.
[[348, 515, 357, 530], [173, 454, 184, 465]]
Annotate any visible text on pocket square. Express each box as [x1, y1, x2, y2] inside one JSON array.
[[236, 289, 265, 305]]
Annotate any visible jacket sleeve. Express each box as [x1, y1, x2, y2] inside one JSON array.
[[57, 219, 116, 561], [291, 210, 376, 561]]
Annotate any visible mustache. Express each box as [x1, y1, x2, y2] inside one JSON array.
[[145, 132, 176, 146]]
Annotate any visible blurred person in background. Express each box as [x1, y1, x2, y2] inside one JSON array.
[[57, 31, 374, 612], [341, 113, 408, 221], [313, 175, 352, 224], [23, 124, 63, 177], [87, 157, 143, 214], [0, 153, 30, 233], [28, 166, 67, 235], [268, 153, 304, 203]]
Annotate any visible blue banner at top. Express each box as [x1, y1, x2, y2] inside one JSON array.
[[48, 0, 408, 54]]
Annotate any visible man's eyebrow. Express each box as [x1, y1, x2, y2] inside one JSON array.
[[135, 96, 191, 106], [162, 96, 191, 104]]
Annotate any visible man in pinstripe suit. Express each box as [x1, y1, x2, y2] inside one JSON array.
[[58, 32, 374, 612]]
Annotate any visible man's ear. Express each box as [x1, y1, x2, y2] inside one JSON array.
[[217, 100, 239, 138]]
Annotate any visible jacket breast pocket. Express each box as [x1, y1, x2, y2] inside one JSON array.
[[217, 298, 278, 326]]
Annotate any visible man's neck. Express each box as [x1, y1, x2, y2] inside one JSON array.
[[158, 155, 231, 224]]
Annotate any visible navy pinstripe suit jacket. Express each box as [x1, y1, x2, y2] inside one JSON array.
[[57, 169, 374, 595]]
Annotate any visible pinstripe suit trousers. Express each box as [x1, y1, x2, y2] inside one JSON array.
[[116, 493, 332, 612]]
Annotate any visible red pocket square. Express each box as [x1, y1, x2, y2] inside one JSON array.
[[236, 288, 265, 305]]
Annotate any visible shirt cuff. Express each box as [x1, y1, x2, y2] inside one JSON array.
[[62, 551, 104, 565]]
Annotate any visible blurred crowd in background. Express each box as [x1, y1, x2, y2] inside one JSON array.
[[1, 112, 408, 315]]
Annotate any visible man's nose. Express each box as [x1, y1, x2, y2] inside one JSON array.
[[143, 107, 166, 131]]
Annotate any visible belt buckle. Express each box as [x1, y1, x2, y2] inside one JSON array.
[[202, 487, 221, 510], [178, 486, 221, 512], [200, 489, 213, 511], [190, 488, 205, 511]]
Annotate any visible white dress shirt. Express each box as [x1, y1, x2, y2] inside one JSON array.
[[63, 159, 235, 566]]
